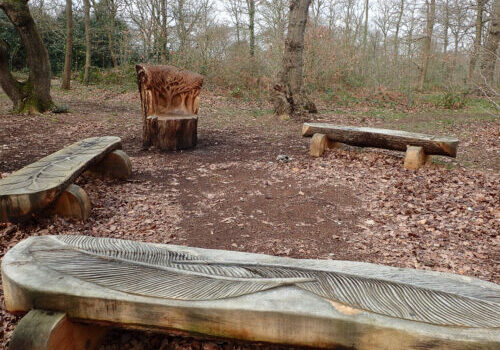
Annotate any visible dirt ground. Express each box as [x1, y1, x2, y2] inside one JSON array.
[[0, 82, 499, 349]]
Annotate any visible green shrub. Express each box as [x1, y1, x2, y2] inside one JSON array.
[[231, 86, 243, 98], [426, 91, 468, 109], [440, 92, 468, 109], [78, 65, 137, 91]]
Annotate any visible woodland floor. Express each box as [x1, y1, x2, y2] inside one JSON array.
[[0, 81, 499, 349]]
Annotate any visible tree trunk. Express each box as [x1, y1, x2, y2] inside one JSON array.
[[160, 0, 169, 63], [443, 0, 449, 54], [393, 0, 404, 63], [247, 0, 255, 57], [418, 0, 435, 90], [61, 0, 73, 90], [363, 0, 369, 52], [106, 0, 118, 68], [481, 0, 500, 85], [272, 0, 314, 117], [469, 0, 485, 79], [83, 0, 91, 84], [0, 0, 53, 113]]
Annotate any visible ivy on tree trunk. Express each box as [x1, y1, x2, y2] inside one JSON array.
[[0, 0, 53, 113]]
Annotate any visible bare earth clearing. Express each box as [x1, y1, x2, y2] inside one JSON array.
[[0, 82, 499, 349]]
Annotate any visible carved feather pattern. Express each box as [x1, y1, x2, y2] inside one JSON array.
[[0, 137, 121, 195], [30, 236, 500, 328]]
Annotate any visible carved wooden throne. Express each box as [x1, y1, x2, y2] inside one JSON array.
[[136, 64, 204, 151]]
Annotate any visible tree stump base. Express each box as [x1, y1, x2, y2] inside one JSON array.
[[145, 115, 197, 151]]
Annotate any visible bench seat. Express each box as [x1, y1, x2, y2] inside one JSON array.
[[2, 235, 499, 350], [0, 137, 131, 222], [302, 123, 459, 169]]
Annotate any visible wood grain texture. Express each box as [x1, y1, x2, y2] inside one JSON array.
[[2, 236, 499, 349], [9, 310, 106, 350], [404, 146, 429, 170], [145, 115, 197, 151], [302, 123, 459, 157], [136, 64, 203, 149], [0, 136, 122, 222], [50, 184, 91, 221], [310, 133, 328, 157], [87, 150, 132, 179]]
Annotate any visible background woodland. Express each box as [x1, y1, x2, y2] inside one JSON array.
[[1, 0, 499, 106]]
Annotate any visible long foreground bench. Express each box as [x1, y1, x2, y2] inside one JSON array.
[[0, 137, 131, 222], [302, 123, 459, 170], [3, 235, 499, 349]]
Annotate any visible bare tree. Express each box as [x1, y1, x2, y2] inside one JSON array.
[[442, 0, 449, 53], [171, 0, 209, 54], [363, 0, 369, 51], [260, 0, 289, 44], [393, 0, 405, 63], [419, 0, 436, 90], [247, 0, 256, 57], [273, 0, 314, 117], [83, 0, 91, 83], [374, 0, 392, 55], [160, 0, 169, 62], [61, 0, 72, 89], [225, 0, 246, 44], [481, 0, 500, 84], [311, 0, 327, 26], [0, 0, 53, 113], [105, 0, 120, 67], [469, 0, 486, 78]]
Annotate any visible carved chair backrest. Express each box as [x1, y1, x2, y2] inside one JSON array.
[[136, 64, 204, 117]]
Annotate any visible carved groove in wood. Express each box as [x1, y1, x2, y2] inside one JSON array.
[[136, 64, 203, 117], [29, 235, 500, 329]]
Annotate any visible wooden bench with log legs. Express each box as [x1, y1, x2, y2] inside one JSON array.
[[0, 137, 131, 223], [302, 123, 459, 170], [2, 235, 499, 350]]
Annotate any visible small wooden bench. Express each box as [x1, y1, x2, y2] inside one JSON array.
[[2, 235, 499, 350], [0, 137, 131, 223], [302, 123, 459, 169]]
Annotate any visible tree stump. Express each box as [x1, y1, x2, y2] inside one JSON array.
[[145, 115, 197, 151]]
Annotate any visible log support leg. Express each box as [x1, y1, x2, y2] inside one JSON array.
[[88, 150, 132, 179], [327, 140, 343, 149], [51, 184, 91, 221], [9, 310, 107, 350], [310, 133, 329, 157], [404, 146, 429, 170]]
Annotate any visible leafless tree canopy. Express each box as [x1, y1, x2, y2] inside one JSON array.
[[1, 0, 499, 105]]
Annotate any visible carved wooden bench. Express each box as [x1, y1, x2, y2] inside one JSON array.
[[302, 123, 459, 170], [136, 64, 203, 151], [0, 137, 131, 223], [2, 235, 499, 350]]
